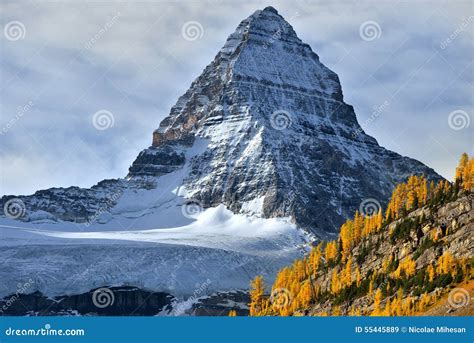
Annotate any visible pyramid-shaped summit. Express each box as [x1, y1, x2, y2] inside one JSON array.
[[127, 7, 441, 237]]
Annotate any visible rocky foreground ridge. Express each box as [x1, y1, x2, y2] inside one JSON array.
[[307, 194, 473, 316], [247, 165, 473, 317]]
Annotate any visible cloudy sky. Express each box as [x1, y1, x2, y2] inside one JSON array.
[[0, 0, 472, 196]]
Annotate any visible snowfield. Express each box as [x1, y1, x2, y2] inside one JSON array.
[[0, 203, 311, 299], [0, 135, 311, 301]]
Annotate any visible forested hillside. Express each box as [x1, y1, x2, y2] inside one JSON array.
[[246, 153, 473, 316]]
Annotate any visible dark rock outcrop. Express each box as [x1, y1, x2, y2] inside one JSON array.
[[0, 287, 174, 316]]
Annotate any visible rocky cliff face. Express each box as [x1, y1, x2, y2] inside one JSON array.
[[1, 7, 442, 238], [306, 194, 473, 315], [126, 7, 442, 237]]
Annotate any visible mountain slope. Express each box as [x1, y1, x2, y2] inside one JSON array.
[[247, 157, 473, 316], [127, 6, 442, 237], [1, 7, 441, 239]]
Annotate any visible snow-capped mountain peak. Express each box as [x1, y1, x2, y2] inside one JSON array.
[[127, 7, 441, 237], [2, 7, 441, 239]]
